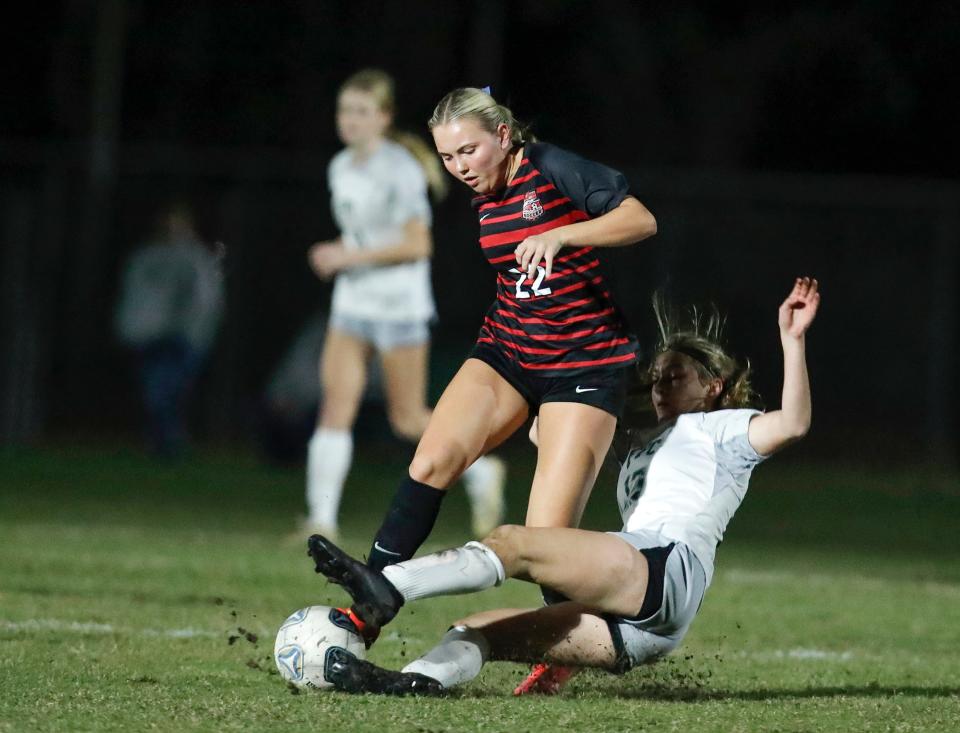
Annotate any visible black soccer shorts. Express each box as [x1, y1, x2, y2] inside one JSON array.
[[468, 342, 628, 418]]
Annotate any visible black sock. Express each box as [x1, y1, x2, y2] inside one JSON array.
[[368, 476, 446, 572]]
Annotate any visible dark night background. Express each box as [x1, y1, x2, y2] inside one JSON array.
[[2, 1, 958, 465]]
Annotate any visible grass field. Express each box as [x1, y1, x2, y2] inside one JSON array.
[[2, 441, 959, 732]]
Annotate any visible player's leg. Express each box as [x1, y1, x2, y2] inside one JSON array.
[[315, 530, 699, 695], [409, 358, 527, 485], [366, 358, 528, 570], [379, 341, 508, 539], [485, 528, 697, 694], [511, 418, 619, 691], [482, 525, 650, 615], [304, 326, 371, 535], [326, 605, 615, 695], [454, 604, 617, 669], [524, 402, 617, 528], [378, 339, 431, 443], [324, 534, 693, 695], [309, 526, 649, 626]]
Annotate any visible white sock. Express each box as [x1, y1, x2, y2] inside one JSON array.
[[381, 541, 505, 602], [402, 625, 490, 688], [306, 428, 352, 528], [462, 455, 499, 503]]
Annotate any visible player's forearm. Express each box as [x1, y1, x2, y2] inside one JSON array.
[[748, 337, 811, 456], [555, 196, 657, 249], [347, 218, 432, 267], [348, 236, 432, 267], [777, 337, 812, 440]]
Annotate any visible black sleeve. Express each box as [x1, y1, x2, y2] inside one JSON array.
[[527, 142, 630, 218]]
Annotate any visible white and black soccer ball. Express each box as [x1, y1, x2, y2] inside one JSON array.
[[273, 605, 366, 690]]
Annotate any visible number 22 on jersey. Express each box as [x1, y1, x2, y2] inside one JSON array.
[[508, 267, 552, 299]]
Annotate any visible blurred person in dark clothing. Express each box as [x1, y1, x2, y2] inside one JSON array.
[[115, 203, 224, 457]]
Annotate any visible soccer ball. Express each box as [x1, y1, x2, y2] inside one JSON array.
[[273, 605, 366, 690]]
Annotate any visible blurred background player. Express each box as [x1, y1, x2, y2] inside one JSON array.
[[114, 202, 224, 457], [308, 277, 820, 696], [301, 70, 507, 541], [362, 87, 658, 575]]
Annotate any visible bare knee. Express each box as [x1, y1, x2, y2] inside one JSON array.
[[481, 524, 528, 575], [408, 444, 466, 488]]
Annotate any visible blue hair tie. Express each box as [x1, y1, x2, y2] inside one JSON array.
[[481, 85, 492, 95]]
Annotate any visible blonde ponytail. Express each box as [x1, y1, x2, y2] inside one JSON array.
[[388, 130, 448, 201]]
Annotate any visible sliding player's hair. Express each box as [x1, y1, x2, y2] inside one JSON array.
[[650, 293, 760, 411], [340, 68, 447, 201], [619, 294, 760, 438], [428, 87, 535, 146]]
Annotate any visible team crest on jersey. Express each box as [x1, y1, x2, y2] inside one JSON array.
[[522, 190, 544, 220]]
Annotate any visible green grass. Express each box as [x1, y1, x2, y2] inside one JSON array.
[[1, 442, 959, 732]]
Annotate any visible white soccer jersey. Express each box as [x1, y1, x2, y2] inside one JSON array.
[[327, 140, 436, 322], [616, 409, 766, 585]]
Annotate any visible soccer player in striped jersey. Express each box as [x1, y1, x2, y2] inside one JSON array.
[[362, 87, 657, 581], [308, 278, 820, 696], [300, 71, 507, 543]]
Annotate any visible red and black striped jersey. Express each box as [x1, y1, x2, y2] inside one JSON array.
[[471, 142, 639, 376]]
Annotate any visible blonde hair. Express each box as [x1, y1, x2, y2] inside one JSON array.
[[340, 69, 447, 201], [428, 87, 532, 145], [340, 68, 396, 115], [650, 294, 761, 411]]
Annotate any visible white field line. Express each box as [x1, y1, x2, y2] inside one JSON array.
[[737, 648, 855, 662], [1, 618, 423, 645], [4, 619, 858, 664], [0, 618, 221, 639]]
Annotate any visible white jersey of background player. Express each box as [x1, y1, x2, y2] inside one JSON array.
[[327, 140, 435, 323], [300, 69, 505, 541]]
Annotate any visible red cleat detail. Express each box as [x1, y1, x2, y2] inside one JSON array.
[[338, 606, 381, 648], [513, 663, 577, 696]]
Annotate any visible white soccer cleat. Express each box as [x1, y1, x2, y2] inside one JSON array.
[[465, 456, 507, 538]]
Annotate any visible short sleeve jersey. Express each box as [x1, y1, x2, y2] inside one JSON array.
[[470, 142, 638, 376], [327, 140, 435, 322], [616, 409, 767, 585]]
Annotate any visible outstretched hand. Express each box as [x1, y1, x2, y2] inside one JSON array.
[[778, 277, 820, 339]]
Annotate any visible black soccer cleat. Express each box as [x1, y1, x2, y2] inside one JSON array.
[[307, 534, 404, 628], [325, 647, 444, 697]]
